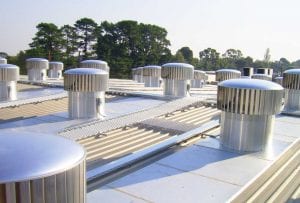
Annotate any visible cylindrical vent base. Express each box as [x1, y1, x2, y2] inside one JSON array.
[[0, 81, 17, 101], [69, 91, 105, 119], [191, 79, 205, 88], [220, 111, 274, 152], [163, 79, 190, 97], [28, 69, 47, 81], [283, 89, 300, 115], [48, 69, 62, 78], [0, 161, 86, 203], [143, 76, 161, 87]]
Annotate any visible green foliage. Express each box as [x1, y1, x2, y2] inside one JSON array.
[[29, 23, 63, 61], [74, 18, 98, 60], [176, 47, 193, 64], [199, 48, 221, 70], [96, 20, 172, 78]]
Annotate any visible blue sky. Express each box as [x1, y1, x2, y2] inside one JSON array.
[[1, 0, 299, 61]]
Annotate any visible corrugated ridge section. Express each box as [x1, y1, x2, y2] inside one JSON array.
[[59, 97, 203, 140], [217, 86, 283, 115], [229, 138, 300, 203], [283, 72, 300, 90]]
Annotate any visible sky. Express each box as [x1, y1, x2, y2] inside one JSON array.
[[1, 0, 300, 62]]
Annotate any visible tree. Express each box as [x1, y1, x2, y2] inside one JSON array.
[[74, 18, 98, 60], [96, 20, 172, 78], [279, 57, 290, 74], [174, 51, 185, 62], [0, 52, 8, 58], [61, 25, 78, 68], [235, 56, 253, 68], [222, 49, 243, 60], [199, 48, 221, 70], [29, 23, 63, 60], [176, 47, 193, 64]]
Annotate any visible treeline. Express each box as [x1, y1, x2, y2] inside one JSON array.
[[3, 17, 300, 78]]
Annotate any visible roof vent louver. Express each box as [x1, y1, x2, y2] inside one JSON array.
[[26, 58, 49, 81], [0, 64, 19, 101], [161, 63, 194, 97], [217, 78, 283, 151], [0, 133, 86, 203], [142, 65, 161, 87], [64, 68, 109, 119], [216, 69, 241, 82], [48, 61, 64, 78], [282, 69, 300, 116], [192, 70, 207, 88]]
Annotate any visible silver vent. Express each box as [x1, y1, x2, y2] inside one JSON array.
[[251, 73, 272, 81], [48, 61, 64, 79], [217, 78, 283, 151], [26, 58, 49, 81], [80, 60, 109, 72], [161, 63, 194, 97], [0, 57, 7, 64], [142, 65, 161, 87], [192, 70, 207, 88], [0, 132, 86, 203], [64, 68, 108, 119], [282, 69, 300, 115], [215, 69, 241, 82], [0, 64, 19, 101]]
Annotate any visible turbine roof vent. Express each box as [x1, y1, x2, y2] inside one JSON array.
[[161, 63, 194, 80], [64, 68, 108, 92], [0, 64, 19, 81]]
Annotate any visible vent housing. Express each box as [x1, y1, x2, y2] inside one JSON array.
[[217, 78, 283, 151], [142, 65, 161, 87], [80, 60, 109, 72], [0, 57, 7, 64], [64, 68, 108, 119], [0, 64, 19, 101], [192, 70, 207, 88], [26, 58, 49, 81], [161, 63, 194, 97], [282, 69, 300, 115], [48, 61, 63, 78], [216, 69, 241, 82], [0, 132, 86, 203]]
